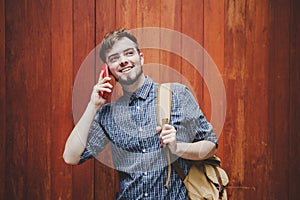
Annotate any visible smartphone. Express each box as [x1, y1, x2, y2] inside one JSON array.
[[102, 63, 110, 99]]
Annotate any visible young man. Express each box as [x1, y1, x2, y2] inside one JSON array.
[[63, 28, 218, 199]]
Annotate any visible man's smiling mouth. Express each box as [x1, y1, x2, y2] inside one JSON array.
[[120, 66, 133, 73]]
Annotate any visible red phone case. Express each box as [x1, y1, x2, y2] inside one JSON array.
[[102, 64, 110, 99]]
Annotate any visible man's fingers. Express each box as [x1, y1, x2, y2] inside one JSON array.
[[156, 126, 162, 134], [161, 132, 176, 141], [157, 125, 176, 148], [159, 128, 175, 137], [98, 70, 112, 84], [159, 124, 176, 148], [98, 70, 104, 83], [162, 124, 175, 131], [94, 82, 113, 92]]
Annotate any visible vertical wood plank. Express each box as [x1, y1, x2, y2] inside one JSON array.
[[72, 0, 96, 199], [224, 0, 247, 199], [289, 0, 300, 199], [24, 0, 52, 199], [95, 1, 118, 199], [4, 1, 55, 196], [244, 0, 271, 199], [116, 0, 137, 29], [96, 0, 116, 45], [0, 0, 5, 198], [268, 0, 290, 198], [1, 0, 299, 199], [203, 0, 225, 160], [203, 0, 223, 118], [182, 0, 204, 106], [51, 0, 73, 199], [5, 0, 53, 198], [160, 0, 182, 82], [5, 1, 27, 198], [136, 0, 161, 82]]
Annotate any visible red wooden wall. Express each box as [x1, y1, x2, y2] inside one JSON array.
[[1, 0, 299, 199]]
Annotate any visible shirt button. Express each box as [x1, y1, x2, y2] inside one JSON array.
[[142, 149, 146, 153], [139, 127, 143, 132], [143, 172, 147, 176], [144, 193, 148, 197], [137, 106, 140, 110]]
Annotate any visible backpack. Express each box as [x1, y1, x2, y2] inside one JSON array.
[[157, 83, 229, 200]]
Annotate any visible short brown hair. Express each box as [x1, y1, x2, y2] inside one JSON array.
[[99, 28, 139, 62]]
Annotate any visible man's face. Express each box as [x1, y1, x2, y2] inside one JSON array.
[[105, 37, 144, 85]]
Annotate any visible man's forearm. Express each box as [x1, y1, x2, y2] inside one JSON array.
[[173, 140, 217, 161], [63, 102, 100, 165]]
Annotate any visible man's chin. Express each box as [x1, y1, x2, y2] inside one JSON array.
[[120, 71, 143, 85], [110, 73, 133, 85], [118, 77, 137, 86], [114, 67, 143, 85]]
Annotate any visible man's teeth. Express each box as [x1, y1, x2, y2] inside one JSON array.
[[122, 68, 132, 72]]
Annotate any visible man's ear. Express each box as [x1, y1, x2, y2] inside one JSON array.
[[140, 52, 144, 65]]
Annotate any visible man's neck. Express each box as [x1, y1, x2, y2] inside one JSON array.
[[122, 75, 146, 93]]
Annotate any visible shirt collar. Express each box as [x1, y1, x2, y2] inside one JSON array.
[[123, 76, 153, 101]]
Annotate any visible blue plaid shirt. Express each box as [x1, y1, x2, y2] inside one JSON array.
[[80, 77, 218, 199]]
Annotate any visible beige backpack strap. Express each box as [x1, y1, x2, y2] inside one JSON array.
[[156, 83, 172, 188], [157, 83, 172, 126]]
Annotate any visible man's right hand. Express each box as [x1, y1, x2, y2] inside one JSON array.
[[90, 70, 113, 108]]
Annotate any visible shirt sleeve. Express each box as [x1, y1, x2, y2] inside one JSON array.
[[171, 83, 218, 147], [79, 110, 109, 164]]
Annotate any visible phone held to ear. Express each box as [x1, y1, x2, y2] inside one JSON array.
[[102, 63, 110, 99]]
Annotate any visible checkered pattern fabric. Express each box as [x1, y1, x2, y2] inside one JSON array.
[[80, 77, 218, 199]]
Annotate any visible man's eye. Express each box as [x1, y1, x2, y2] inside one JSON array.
[[109, 57, 119, 62], [125, 51, 134, 56]]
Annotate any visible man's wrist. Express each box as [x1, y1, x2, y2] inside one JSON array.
[[171, 143, 185, 156], [87, 101, 101, 114]]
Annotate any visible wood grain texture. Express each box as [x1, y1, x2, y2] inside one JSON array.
[[24, 1, 52, 199], [0, 0, 5, 198], [243, 0, 271, 198], [1, 0, 300, 199], [289, 0, 300, 199], [203, 0, 225, 159], [223, 1, 246, 199], [160, 0, 182, 82], [116, 0, 137, 29], [95, 1, 118, 200], [5, 0, 27, 198], [137, 0, 161, 82], [96, 0, 116, 44], [268, 0, 291, 198], [51, 0, 73, 199], [182, 0, 204, 107], [5, 0, 52, 199], [224, 1, 247, 198], [0, 0, 4, 112], [72, 0, 96, 199]]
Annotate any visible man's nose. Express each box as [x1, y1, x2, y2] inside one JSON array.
[[119, 54, 128, 66]]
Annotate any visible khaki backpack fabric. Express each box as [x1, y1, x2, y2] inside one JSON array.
[[157, 83, 229, 200], [183, 157, 229, 200]]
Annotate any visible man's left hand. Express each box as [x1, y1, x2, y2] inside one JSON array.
[[157, 124, 177, 153]]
